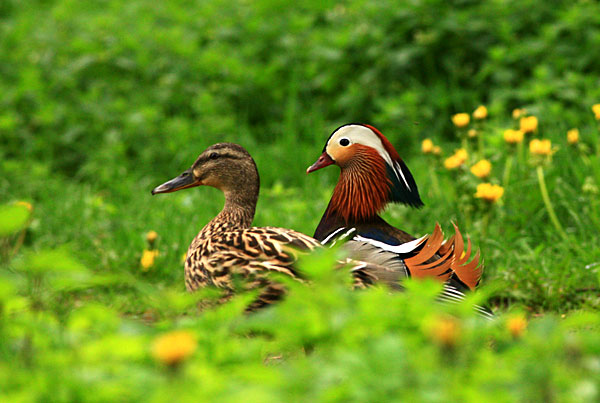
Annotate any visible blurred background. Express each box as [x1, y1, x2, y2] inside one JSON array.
[[2, 1, 600, 399]]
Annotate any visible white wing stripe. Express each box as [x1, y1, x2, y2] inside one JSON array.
[[352, 234, 427, 254]]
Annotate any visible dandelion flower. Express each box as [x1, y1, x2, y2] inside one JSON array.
[[141, 249, 159, 270], [467, 129, 478, 138], [592, 104, 600, 120], [503, 129, 524, 144], [443, 148, 468, 170], [475, 183, 504, 203], [567, 129, 579, 145], [152, 330, 197, 366], [529, 139, 552, 156], [507, 315, 527, 338], [146, 230, 158, 244], [472, 105, 488, 120], [451, 113, 470, 128], [470, 159, 492, 178], [432, 145, 442, 155], [519, 116, 538, 134], [512, 108, 526, 120], [427, 316, 460, 348], [421, 138, 434, 153]]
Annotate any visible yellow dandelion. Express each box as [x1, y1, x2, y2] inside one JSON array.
[[519, 116, 538, 134], [529, 139, 552, 156], [467, 129, 478, 138], [472, 105, 488, 120], [141, 249, 159, 270], [455, 148, 468, 162], [592, 104, 600, 120], [152, 330, 197, 366], [503, 129, 524, 144], [507, 315, 527, 338], [432, 145, 442, 155], [470, 159, 492, 179], [146, 230, 158, 244], [512, 108, 526, 120], [427, 316, 460, 348], [474, 183, 504, 203], [421, 138, 434, 154], [451, 113, 470, 128], [443, 148, 468, 170], [567, 129, 579, 145]]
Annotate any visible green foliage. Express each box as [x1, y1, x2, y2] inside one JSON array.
[[2, 0, 600, 399]]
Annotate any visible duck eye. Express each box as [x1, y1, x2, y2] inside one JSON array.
[[209, 152, 219, 160], [339, 138, 350, 147]]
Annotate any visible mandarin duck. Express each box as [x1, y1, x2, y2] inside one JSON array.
[[152, 143, 389, 311], [307, 124, 490, 316]]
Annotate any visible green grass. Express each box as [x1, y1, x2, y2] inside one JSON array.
[[2, 0, 600, 400]]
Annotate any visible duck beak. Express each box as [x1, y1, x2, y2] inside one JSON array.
[[306, 152, 334, 173], [151, 169, 198, 195]]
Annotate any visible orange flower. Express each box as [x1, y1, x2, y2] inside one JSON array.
[[470, 159, 492, 179], [421, 139, 434, 154], [428, 316, 460, 348], [529, 139, 552, 156], [567, 129, 579, 145], [475, 183, 504, 203], [451, 113, 470, 128], [519, 116, 538, 134], [592, 104, 600, 120], [503, 129, 524, 144], [472, 105, 488, 120], [152, 330, 197, 366], [512, 108, 526, 120], [507, 315, 527, 338]]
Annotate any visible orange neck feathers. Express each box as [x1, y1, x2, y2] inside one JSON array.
[[328, 145, 391, 223]]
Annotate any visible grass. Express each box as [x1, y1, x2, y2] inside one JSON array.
[[2, 0, 600, 400]]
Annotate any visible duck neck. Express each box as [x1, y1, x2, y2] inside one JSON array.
[[314, 161, 389, 239], [202, 188, 258, 235]]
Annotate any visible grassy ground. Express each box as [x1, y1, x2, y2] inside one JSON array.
[[2, 0, 600, 400]]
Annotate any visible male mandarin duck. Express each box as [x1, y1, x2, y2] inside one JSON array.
[[152, 143, 391, 311], [307, 124, 489, 315]]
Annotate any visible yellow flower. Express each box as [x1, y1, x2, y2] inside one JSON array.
[[141, 249, 159, 270], [182, 252, 187, 263], [472, 105, 488, 120], [470, 159, 492, 179], [432, 145, 442, 155], [474, 183, 504, 203], [152, 330, 197, 366], [592, 104, 600, 120], [512, 108, 526, 120], [427, 316, 460, 348], [503, 129, 524, 144], [146, 230, 158, 244], [15, 201, 33, 212], [467, 129, 478, 138], [421, 138, 434, 154], [451, 113, 470, 128], [529, 139, 552, 156], [443, 148, 468, 170], [507, 315, 527, 338], [567, 129, 579, 145], [519, 116, 538, 133]]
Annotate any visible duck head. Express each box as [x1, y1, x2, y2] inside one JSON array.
[[307, 124, 423, 222], [152, 143, 259, 207]]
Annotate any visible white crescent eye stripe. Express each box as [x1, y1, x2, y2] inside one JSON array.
[[329, 125, 411, 191]]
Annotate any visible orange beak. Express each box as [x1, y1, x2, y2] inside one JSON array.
[[306, 152, 334, 174]]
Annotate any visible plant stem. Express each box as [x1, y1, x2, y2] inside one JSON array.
[[502, 154, 514, 188], [536, 165, 569, 241]]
